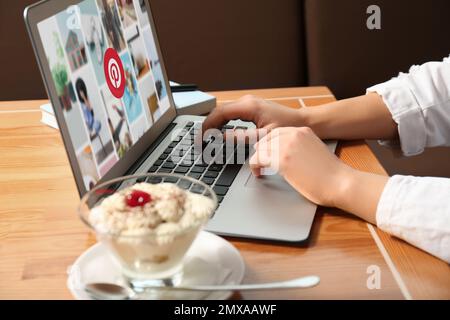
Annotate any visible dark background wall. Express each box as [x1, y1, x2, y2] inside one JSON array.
[[0, 0, 45, 100], [1, 0, 449, 178], [305, 0, 450, 99], [150, 0, 305, 92]]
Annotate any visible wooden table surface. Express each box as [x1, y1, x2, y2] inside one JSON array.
[[0, 87, 449, 300]]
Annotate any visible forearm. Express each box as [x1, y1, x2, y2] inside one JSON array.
[[302, 93, 398, 141], [334, 166, 389, 225]]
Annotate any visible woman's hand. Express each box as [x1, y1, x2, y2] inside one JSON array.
[[202, 94, 392, 224], [250, 127, 389, 224], [203, 93, 397, 143], [202, 95, 306, 139], [250, 127, 350, 207]]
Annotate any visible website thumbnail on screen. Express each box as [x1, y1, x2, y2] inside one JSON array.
[[38, 0, 170, 191]]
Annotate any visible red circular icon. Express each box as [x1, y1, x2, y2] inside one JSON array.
[[104, 48, 125, 99]]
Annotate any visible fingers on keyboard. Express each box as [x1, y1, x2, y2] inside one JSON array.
[[145, 122, 247, 204]]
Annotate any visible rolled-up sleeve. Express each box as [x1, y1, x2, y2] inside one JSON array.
[[376, 175, 450, 263], [367, 55, 450, 156]]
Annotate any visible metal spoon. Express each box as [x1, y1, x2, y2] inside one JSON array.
[[84, 275, 320, 300]]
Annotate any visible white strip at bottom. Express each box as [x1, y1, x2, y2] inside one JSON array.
[[367, 223, 413, 300]]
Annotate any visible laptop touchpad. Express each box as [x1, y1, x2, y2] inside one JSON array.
[[244, 173, 296, 193]]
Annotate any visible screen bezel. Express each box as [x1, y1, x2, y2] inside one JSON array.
[[24, 0, 177, 197]]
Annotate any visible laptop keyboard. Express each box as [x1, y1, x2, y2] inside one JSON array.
[[146, 122, 251, 206]]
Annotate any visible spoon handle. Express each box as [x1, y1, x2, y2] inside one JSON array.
[[146, 275, 320, 292]]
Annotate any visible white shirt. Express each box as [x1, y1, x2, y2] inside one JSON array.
[[367, 55, 450, 263]]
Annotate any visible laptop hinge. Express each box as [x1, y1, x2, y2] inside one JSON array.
[[126, 122, 176, 175]]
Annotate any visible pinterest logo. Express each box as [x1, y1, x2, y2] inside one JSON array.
[[104, 48, 125, 98]]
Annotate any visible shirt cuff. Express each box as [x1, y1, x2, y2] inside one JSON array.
[[376, 175, 403, 229], [376, 175, 450, 263], [367, 78, 427, 156]]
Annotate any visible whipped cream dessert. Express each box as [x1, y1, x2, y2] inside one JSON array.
[[89, 182, 215, 280]]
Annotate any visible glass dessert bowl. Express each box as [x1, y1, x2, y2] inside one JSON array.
[[78, 173, 217, 291]]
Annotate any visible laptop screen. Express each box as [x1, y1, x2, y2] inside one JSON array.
[[37, 0, 170, 191]]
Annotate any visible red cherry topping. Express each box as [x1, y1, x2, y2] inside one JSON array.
[[125, 190, 152, 207]]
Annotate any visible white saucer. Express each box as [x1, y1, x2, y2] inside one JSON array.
[[67, 231, 245, 300]]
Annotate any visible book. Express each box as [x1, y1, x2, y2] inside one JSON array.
[[40, 82, 216, 129], [173, 91, 216, 115], [170, 81, 216, 116], [40, 103, 58, 129]]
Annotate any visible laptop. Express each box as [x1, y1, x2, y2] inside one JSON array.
[[24, 0, 337, 242]]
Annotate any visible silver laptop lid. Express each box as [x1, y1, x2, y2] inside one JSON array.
[[24, 0, 177, 196]]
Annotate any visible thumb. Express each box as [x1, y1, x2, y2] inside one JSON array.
[[249, 143, 272, 177]]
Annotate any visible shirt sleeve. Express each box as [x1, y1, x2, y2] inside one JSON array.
[[367, 55, 450, 156], [376, 175, 450, 263]]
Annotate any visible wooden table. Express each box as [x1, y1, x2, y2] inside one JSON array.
[[0, 87, 449, 300]]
